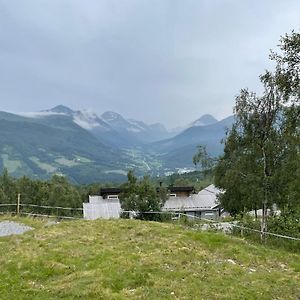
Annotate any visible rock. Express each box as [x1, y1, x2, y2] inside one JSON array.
[[227, 259, 237, 265], [44, 221, 59, 227], [0, 221, 33, 237]]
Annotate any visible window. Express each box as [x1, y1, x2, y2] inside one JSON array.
[[107, 195, 119, 199], [204, 212, 214, 216]]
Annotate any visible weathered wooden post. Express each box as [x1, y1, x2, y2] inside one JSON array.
[[16, 193, 21, 216]]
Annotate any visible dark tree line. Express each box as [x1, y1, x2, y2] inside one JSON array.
[[0, 168, 169, 218], [0, 169, 107, 216]]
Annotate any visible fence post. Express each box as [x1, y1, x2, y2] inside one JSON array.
[[16, 193, 21, 216]]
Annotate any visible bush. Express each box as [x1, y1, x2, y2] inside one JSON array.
[[235, 212, 300, 252]]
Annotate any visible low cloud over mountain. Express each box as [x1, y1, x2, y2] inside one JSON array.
[[1, 105, 234, 182]]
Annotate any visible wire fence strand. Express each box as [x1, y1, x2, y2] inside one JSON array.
[[0, 203, 299, 242]]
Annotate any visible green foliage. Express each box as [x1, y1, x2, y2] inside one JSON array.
[[193, 145, 216, 171], [271, 31, 300, 102], [214, 31, 300, 219], [0, 168, 16, 203], [0, 170, 85, 216], [119, 171, 167, 219], [268, 208, 300, 239], [156, 170, 213, 192], [173, 178, 192, 187], [235, 211, 300, 252]]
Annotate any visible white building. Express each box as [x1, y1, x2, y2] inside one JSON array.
[[83, 195, 121, 220], [83, 184, 222, 220], [163, 184, 221, 220]]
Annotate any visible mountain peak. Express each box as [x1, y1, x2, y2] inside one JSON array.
[[190, 114, 218, 127], [48, 105, 74, 115]]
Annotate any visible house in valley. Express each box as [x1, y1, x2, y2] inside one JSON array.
[[83, 188, 122, 220], [163, 184, 221, 220], [168, 186, 195, 198], [100, 188, 122, 200], [83, 184, 222, 220]]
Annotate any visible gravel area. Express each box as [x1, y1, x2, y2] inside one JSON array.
[[0, 221, 33, 237]]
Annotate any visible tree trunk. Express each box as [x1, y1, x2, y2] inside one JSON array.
[[261, 201, 267, 242], [261, 146, 269, 243]]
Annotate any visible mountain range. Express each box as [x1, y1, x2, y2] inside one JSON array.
[[44, 106, 175, 146], [0, 105, 234, 183]]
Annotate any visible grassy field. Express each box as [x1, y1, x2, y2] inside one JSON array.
[[0, 216, 299, 299]]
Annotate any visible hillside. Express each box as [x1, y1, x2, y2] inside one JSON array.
[[150, 116, 235, 168], [189, 114, 218, 127], [0, 107, 235, 181], [0, 112, 130, 183], [45, 106, 173, 146], [101, 111, 172, 144], [0, 217, 299, 299]]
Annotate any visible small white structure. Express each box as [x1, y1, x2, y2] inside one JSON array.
[[83, 196, 121, 220]]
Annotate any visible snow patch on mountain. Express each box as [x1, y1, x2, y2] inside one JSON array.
[[101, 112, 144, 133], [17, 111, 66, 118], [73, 110, 102, 130], [101, 111, 123, 122], [127, 119, 148, 131]]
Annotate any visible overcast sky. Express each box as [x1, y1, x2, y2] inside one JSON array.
[[0, 0, 299, 128]]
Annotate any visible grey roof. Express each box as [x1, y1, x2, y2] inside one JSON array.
[[200, 184, 221, 195], [163, 184, 221, 212]]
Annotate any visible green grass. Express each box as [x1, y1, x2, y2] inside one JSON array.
[[29, 157, 57, 173], [54, 157, 79, 167], [74, 155, 93, 163], [1, 153, 22, 173], [104, 169, 128, 176], [0, 216, 299, 299]]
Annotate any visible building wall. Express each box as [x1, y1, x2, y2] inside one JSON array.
[[173, 191, 191, 198], [200, 210, 219, 220], [83, 201, 121, 220]]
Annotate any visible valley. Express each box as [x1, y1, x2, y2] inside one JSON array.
[[0, 106, 233, 183]]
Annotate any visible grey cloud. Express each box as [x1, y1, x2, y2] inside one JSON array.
[[0, 0, 300, 127]]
